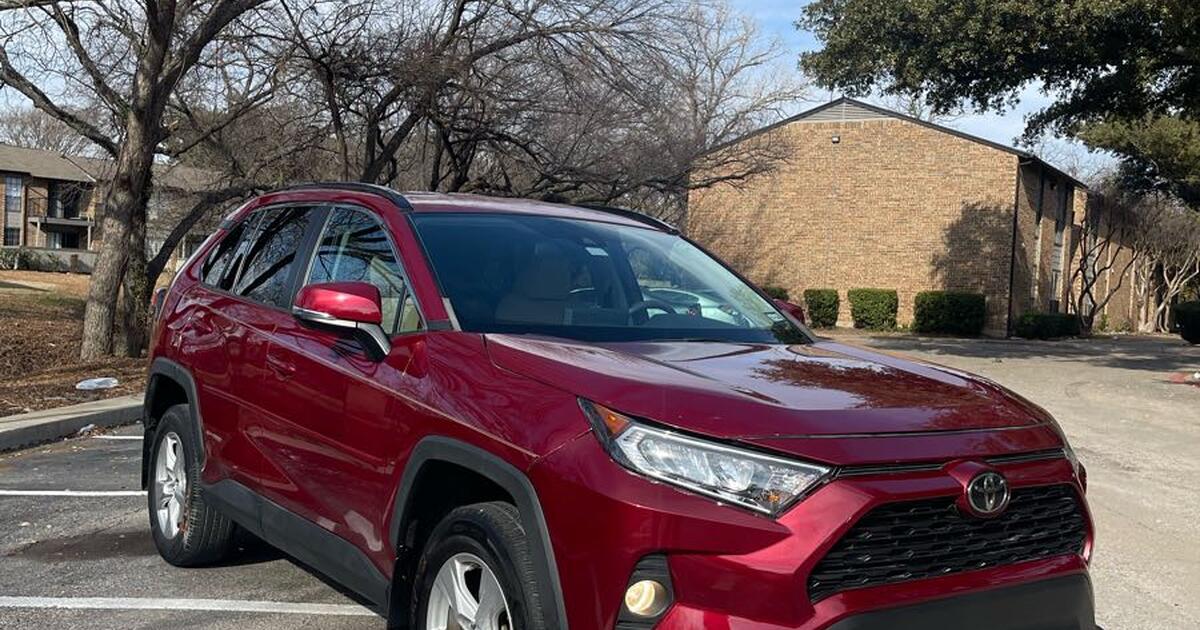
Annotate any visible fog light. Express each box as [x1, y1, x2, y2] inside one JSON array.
[[624, 579, 669, 617]]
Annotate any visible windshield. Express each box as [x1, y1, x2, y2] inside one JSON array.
[[411, 213, 807, 344]]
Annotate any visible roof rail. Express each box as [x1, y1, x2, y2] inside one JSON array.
[[275, 181, 413, 211], [573, 203, 677, 233]]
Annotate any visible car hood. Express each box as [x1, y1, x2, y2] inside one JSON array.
[[486, 335, 1053, 443]]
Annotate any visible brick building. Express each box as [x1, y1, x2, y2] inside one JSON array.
[[1, 143, 219, 273], [0, 144, 98, 258], [687, 98, 1088, 335]]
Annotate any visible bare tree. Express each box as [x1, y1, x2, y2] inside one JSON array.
[[0, 105, 94, 154], [1145, 207, 1200, 331], [277, 0, 803, 215], [0, 0, 273, 358], [1069, 183, 1141, 334], [284, 0, 804, 228]]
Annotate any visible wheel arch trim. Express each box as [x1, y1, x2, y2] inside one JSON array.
[[142, 357, 206, 489], [389, 436, 569, 629]]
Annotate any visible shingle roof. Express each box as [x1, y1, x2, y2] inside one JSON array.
[[0, 143, 93, 182], [0, 143, 223, 192], [66, 156, 224, 193]]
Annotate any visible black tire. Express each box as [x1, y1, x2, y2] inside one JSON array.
[[147, 404, 235, 566], [412, 502, 547, 630]]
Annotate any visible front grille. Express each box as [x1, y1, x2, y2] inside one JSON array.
[[808, 484, 1087, 602]]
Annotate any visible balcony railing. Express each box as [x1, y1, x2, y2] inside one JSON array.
[[26, 198, 88, 221]]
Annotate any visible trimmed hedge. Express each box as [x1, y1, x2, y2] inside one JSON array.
[[761, 285, 790, 301], [803, 288, 839, 328], [1176, 301, 1200, 344], [1014, 312, 1080, 339], [847, 288, 898, 330], [912, 291, 987, 336]]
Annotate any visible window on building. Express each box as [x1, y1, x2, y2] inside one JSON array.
[[62, 185, 82, 218], [306, 207, 421, 335], [1048, 185, 1070, 312], [4, 175, 21, 240], [4, 175, 20, 214], [47, 181, 61, 218], [3, 228, 18, 246]]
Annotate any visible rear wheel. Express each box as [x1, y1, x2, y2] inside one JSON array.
[[148, 404, 235, 566], [413, 502, 546, 630]]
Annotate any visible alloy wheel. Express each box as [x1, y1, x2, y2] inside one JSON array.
[[426, 552, 511, 630], [153, 432, 188, 539]]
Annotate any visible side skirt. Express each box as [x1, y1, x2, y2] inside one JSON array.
[[202, 479, 391, 613]]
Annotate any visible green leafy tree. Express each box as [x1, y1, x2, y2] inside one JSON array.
[[797, 0, 1199, 138], [1079, 116, 1200, 207]]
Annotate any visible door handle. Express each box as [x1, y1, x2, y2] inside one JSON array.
[[265, 349, 296, 379]]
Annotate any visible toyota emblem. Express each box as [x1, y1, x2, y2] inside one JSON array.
[[965, 471, 1010, 517]]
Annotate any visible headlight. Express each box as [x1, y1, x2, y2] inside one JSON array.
[[1046, 417, 1086, 491], [580, 399, 831, 516], [1062, 439, 1087, 492]]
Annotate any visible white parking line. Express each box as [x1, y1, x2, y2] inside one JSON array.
[[0, 490, 146, 497], [0, 596, 374, 616], [92, 435, 142, 441]]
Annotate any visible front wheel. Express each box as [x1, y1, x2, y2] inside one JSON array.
[[413, 502, 547, 630], [147, 404, 235, 566]]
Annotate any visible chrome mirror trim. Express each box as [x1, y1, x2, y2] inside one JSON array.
[[292, 306, 391, 358]]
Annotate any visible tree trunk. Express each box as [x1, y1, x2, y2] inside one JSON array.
[[121, 205, 150, 357], [79, 123, 157, 360], [79, 217, 128, 359]]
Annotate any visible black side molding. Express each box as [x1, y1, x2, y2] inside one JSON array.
[[202, 479, 391, 612], [143, 358, 206, 489], [389, 436, 569, 630], [826, 573, 1095, 630]]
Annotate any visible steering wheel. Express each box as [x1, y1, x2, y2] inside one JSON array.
[[628, 299, 678, 323]]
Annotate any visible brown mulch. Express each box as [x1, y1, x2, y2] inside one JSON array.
[[0, 271, 147, 418]]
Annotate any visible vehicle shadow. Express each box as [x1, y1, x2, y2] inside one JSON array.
[[204, 528, 384, 616]]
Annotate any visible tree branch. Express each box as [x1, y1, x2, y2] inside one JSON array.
[[0, 47, 118, 155], [45, 4, 128, 113]]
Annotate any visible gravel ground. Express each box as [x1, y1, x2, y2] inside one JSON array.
[[825, 331, 1200, 630], [0, 332, 1195, 629]]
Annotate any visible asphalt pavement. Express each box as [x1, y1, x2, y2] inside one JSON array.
[[0, 424, 382, 629]]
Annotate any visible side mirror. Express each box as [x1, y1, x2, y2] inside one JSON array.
[[293, 282, 391, 358], [773, 298, 806, 325]]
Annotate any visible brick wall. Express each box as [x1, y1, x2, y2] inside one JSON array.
[[688, 116, 1021, 333]]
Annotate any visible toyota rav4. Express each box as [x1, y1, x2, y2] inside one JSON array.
[[143, 183, 1095, 629]]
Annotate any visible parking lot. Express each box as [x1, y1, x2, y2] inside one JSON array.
[[0, 425, 379, 629], [0, 333, 1196, 629]]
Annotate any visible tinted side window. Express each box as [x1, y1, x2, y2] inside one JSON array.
[[307, 208, 421, 335], [232, 207, 314, 307], [200, 218, 256, 290]]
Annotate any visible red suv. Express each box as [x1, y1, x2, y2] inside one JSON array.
[[143, 183, 1095, 629]]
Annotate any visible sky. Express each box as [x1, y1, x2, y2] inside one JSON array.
[[742, 0, 1110, 179]]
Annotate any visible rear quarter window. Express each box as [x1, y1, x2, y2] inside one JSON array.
[[200, 219, 254, 290]]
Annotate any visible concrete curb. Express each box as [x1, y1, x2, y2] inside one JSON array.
[[0, 394, 143, 453]]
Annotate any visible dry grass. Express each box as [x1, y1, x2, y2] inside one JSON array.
[[0, 270, 145, 417]]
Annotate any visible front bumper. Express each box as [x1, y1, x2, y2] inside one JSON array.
[[531, 432, 1094, 629], [820, 574, 1094, 630]]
